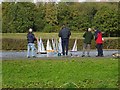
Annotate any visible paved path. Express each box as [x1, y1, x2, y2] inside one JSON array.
[[1, 50, 119, 60]]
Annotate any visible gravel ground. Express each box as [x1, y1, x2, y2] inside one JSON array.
[[1, 50, 119, 60]]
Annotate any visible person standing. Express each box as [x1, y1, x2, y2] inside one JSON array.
[[58, 24, 71, 56], [94, 28, 104, 57], [27, 28, 37, 58], [82, 28, 93, 57]]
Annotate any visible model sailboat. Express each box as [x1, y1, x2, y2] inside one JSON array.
[[58, 37, 62, 54], [55, 38, 58, 52], [52, 38, 56, 52], [46, 39, 54, 52], [37, 38, 47, 54], [71, 39, 77, 52]]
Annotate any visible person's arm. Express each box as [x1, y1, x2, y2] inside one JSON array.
[[69, 30, 71, 36], [27, 33, 29, 41], [34, 33, 37, 39], [68, 30, 71, 37], [32, 34, 37, 41], [27, 34, 28, 40], [95, 32, 100, 41], [91, 33, 94, 40], [35, 37, 39, 43], [83, 32, 86, 38], [95, 30, 101, 40], [94, 32, 97, 40]]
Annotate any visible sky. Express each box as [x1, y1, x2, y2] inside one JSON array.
[[0, 0, 1, 2]]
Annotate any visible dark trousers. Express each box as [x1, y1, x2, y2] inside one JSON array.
[[62, 38, 69, 55], [96, 44, 103, 56]]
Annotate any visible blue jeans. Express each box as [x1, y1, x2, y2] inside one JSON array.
[[96, 44, 103, 56], [27, 43, 36, 57]]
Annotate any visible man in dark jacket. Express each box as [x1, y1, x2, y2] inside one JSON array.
[[27, 28, 37, 58], [82, 28, 93, 57], [58, 24, 71, 56]]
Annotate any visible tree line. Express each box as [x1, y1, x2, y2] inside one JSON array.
[[2, 2, 119, 37]]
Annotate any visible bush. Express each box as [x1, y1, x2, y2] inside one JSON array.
[[2, 38, 119, 51], [43, 24, 55, 33], [2, 38, 27, 50]]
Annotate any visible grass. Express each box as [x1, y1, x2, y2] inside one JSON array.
[[2, 57, 119, 88]]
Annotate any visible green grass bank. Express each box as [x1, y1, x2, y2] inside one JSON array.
[[2, 33, 84, 39], [2, 58, 118, 88]]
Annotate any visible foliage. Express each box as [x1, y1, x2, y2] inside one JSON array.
[[93, 3, 118, 37], [2, 2, 35, 33], [2, 58, 118, 88], [33, 3, 46, 32], [2, 2, 119, 36]]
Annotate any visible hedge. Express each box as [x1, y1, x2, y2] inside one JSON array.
[[2, 38, 119, 51]]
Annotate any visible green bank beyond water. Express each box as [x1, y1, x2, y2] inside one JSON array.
[[2, 58, 118, 88], [2, 33, 83, 39], [2, 33, 118, 39]]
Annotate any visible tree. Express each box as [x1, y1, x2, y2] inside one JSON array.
[[2, 2, 35, 33], [44, 2, 58, 32], [2, 2, 119, 36], [33, 3, 46, 32], [93, 3, 118, 36]]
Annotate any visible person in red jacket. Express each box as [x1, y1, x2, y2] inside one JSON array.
[[94, 29, 104, 57]]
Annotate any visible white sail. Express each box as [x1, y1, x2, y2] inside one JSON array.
[[55, 38, 58, 51], [58, 37, 62, 53], [52, 38, 56, 51], [38, 38, 46, 53], [46, 39, 52, 51], [71, 39, 77, 51], [37, 39, 40, 52], [40, 38, 46, 52]]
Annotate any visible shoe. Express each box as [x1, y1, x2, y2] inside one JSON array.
[[58, 53, 61, 56], [88, 55, 90, 57], [70, 53, 72, 56], [100, 55, 104, 57], [27, 56, 30, 58], [96, 55, 104, 57], [36, 52, 39, 54], [82, 55, 85, 57], [33, 56, 36, 58], [96, 55, 100, 57]]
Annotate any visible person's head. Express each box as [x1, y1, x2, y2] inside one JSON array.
[[62, 24, 65, 27], [61, 24, 66, 29], [88, 28, 92, 32], [93, 28, 97, 32], [29, 28, 32, 33]]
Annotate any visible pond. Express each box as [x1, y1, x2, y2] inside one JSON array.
[[1, 50, 119, 60]]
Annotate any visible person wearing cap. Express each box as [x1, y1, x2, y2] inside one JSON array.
[[94, 28, 104, 57], [27, 28, 37, 58], [82, 28, 93, 57], [58, 24, 71, 56]]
